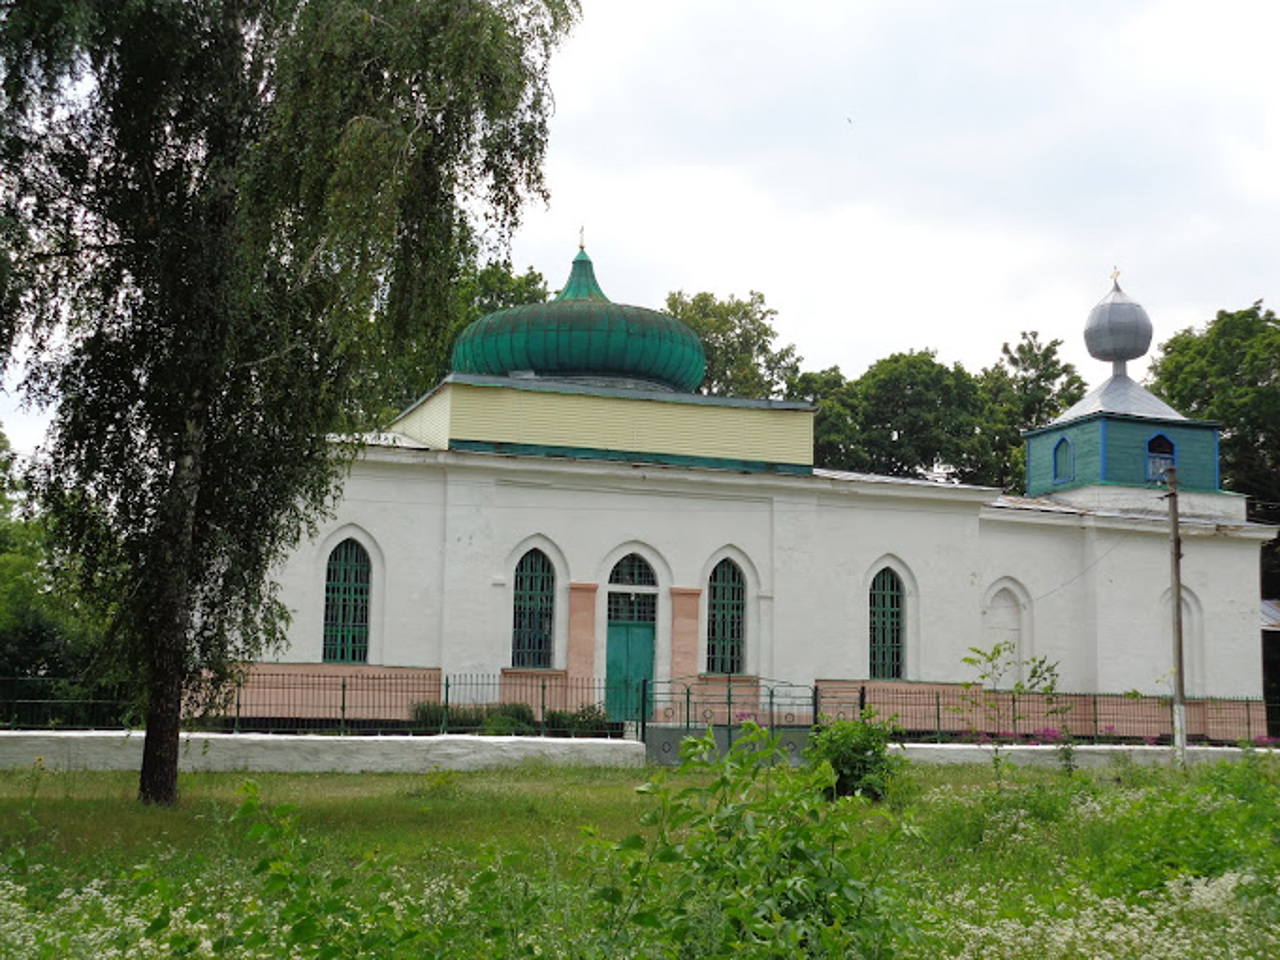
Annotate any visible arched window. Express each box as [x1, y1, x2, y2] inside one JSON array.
[[984, 588, 1022, 662], [512, 548, 555, 668], [869, 567, 903, 679], [608, 553, 658, 622], [706, 558, 745, 674], [1053, 437, 1073, 483], [323, 538, 370, 663], [1147, 434, 1175, 481]]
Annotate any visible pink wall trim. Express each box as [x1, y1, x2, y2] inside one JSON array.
[[567, 582, 599, 679], [670, 586, 702, 681]]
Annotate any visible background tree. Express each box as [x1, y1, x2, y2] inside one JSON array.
[[845, 351, 988, 482], [666, 290, 800, 398], [0, 0, 576, 804], [785, 351, 988, 480], [362, 257, 548, 421], [784, 366, 860, 470], [0, 423, 102, 679], [1149, 303, 1280, 595], [975, 332, 1086, 491]]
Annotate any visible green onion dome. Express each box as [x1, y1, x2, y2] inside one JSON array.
[[450, 248, 707, 393]]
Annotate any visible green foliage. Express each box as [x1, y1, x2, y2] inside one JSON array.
[[409, 700, 536, 734], [5, 759, 1280, 957], [543, 702, 610, 737], [222, 781, 426, 955], [568, 701, 610, 737], [0, 424, 103, 680], [851, 350, 988, 481], [786, 351, 989, 481], [806, 708, 907, 800], [0, 0, 577, 803], [975, 331, 1085, 491], [1077, 753, 1280, 897], [542, 708, 574, 734], [613, 723, 910, 956], [408, 700, 611, 738], [366, 256, 549, 421], [785, 365, 861, 468], [1150, 302, 1280, 593], [666, 290, 801, 398], [782, 330, 1083, 486], [481, 712, 535, 736], [958, 641, 1065, 781]]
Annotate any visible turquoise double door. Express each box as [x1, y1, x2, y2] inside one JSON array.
[[605, 613, 654, 722]]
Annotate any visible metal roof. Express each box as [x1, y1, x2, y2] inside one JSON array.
[[1051, 374, 1185, 424], [1264, 599, 1280, 631], [813, 467, 995, 492], [1084, 282, 1153, 363], [450, 248, 707, 393]]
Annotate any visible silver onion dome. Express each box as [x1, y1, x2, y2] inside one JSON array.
[[1084, 280, 1153, 375]]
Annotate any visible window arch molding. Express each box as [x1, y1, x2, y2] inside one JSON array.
[[504, 534, 570, 670], [596, 541, 673, 592], [698, 546, 763, 677], [313, 523, 385, 664], [861, 554, 919, 681], [981, 577, 1034, 679], [595, 542, 673, 681], [1052, 436, 1074, 483]]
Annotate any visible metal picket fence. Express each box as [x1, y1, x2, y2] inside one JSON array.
[[646, 677, 1276, 746], [3, 671, 1276, 746]]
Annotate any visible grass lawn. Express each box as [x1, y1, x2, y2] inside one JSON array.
[[2, 741, 1278, 958], [2, 763, 657, 863]]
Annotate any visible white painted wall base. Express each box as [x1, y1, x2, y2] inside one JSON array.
[[0, 731, 645, 774], [891, 742, 1258, 767], [0, 731, 1260, 774]]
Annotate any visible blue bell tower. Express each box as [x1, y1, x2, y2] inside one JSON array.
[[1024, 280, 1220, 498]]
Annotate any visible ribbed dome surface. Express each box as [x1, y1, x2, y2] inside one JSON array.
[[1084, 281, 1153, 363], [450, 249, 706, 393]]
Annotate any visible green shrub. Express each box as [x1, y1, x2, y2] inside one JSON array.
[[411, 701, 480, 732], [569, 702, 609, 737], [605, 722, 908, 955], [805, 707, 905, 800], [542, 709, 574, 735], [481, 713, 535, 736], [410, 701, 536, 735]]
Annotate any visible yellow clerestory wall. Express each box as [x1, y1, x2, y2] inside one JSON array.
[[392, 378, 814, 468]]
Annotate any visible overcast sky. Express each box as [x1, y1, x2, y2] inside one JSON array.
[[4, 0, 1277, 455], [511, 0, 1278, 382]]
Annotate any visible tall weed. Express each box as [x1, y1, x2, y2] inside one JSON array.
[[611, 722, 913, 956]]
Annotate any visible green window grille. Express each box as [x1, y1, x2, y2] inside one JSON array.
[[869, 567, 903, 679], [1052, 437, 1073, 482], [608, 591, 656, 622], [706, 558, 745, 674], [513, 548, 555, 668], [323, 538, 370, 663], [608, 553, 657, 587], [1146, 434, 1175, 481]]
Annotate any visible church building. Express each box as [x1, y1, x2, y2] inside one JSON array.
[[266, 248, 1273, 728]]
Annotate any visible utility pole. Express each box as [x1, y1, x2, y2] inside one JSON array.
[[1165, 465, 1187, 765]]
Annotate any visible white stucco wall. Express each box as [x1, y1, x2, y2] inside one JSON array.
[[0, 731, 645, 773], [0, 731, 1258, 774], [271, 445, 1272, 700]]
